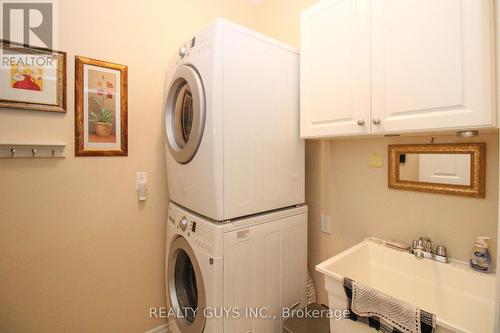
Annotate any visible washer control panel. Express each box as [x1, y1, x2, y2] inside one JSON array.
[[179, 217, 189, 231], [193, 221, 215, 253], [172, 213, 215, 254]]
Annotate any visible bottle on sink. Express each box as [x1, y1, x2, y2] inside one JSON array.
[[470, 236, 492, 273]]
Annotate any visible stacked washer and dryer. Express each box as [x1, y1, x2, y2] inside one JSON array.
[[164, 19, 307, 333]]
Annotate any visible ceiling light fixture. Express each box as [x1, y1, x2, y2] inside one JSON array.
[[456, 130, 479, 138]]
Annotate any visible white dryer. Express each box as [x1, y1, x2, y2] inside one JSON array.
[[164, 19, 304, 221], [165, 202, 308, 333]]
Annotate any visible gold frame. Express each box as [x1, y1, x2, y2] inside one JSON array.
[[0, 40, 66, 113], [75, 56, 128, 156], [388, 143, 486, 198]]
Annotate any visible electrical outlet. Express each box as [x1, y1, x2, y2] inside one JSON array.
[[320, 214, 332, 234]]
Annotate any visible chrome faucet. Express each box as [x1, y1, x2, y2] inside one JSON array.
[[411, 237, 448, 263]]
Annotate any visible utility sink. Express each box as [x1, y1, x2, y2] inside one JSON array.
[[316, 239, 496, 333]]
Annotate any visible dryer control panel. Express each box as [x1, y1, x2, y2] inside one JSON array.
[[175, 22, 215, 64]]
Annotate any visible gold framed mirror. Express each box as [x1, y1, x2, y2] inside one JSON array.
[[388, 143, 486, 198]]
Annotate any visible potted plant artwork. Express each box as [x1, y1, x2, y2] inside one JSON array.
[[90, 77, 114, 137], [75, 56, 127, 156]]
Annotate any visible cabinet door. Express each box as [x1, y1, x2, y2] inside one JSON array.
[[301, 0, 371, 138], [223, 213, 307, 333], [419, 154, 471, 186], [371, 0, 495, 133]]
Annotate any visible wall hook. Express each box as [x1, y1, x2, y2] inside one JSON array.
[[0, 143, 66, 158]]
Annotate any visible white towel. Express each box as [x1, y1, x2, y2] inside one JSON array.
[[351, 280, 422, 333]]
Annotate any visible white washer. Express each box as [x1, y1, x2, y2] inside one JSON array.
[[164, 19, 304, 221], [165, 202, 308, 333]]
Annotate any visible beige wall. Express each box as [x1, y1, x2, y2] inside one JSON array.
[[252, 0, 499, 305], [1, 1, 498, 332], [254, 0, 313, 46], [496, 1, 500, 331], [0, 1, 260, 332], [398, 154, 419, 182], [495, 0, 500, 332]]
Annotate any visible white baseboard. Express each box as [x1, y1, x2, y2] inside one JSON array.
[[144, 323, 169, 333]]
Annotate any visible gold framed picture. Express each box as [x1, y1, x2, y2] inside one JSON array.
[[0, 40, 66, 112], [75, 56, 128, 156]]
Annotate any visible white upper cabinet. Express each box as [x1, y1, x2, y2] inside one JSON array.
[[301, 0, 495, 138], [371, 0, 495, 134], [301, 0, 371, 138]]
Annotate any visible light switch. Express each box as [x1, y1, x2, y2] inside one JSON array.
[[369, 154, 384, 168], [321, 214, 332, 234], [136, 172, 147, 201]]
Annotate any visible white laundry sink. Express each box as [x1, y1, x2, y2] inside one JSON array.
[[316, 239, 496, 333]]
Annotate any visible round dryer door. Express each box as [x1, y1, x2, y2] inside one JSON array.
[[167, 235, 206, 332], [165, 65, 206, 164]]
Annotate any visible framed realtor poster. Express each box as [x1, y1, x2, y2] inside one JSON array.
[[75, 56, 128, 156], [0, 40, 66, 112]]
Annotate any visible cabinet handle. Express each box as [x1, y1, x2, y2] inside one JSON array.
[[372, 118, 381, 125], [357, 120, 365, 126]]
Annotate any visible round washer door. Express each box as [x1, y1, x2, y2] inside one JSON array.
[[167, 235, 206, 333], [165, 65, 206, 164]]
